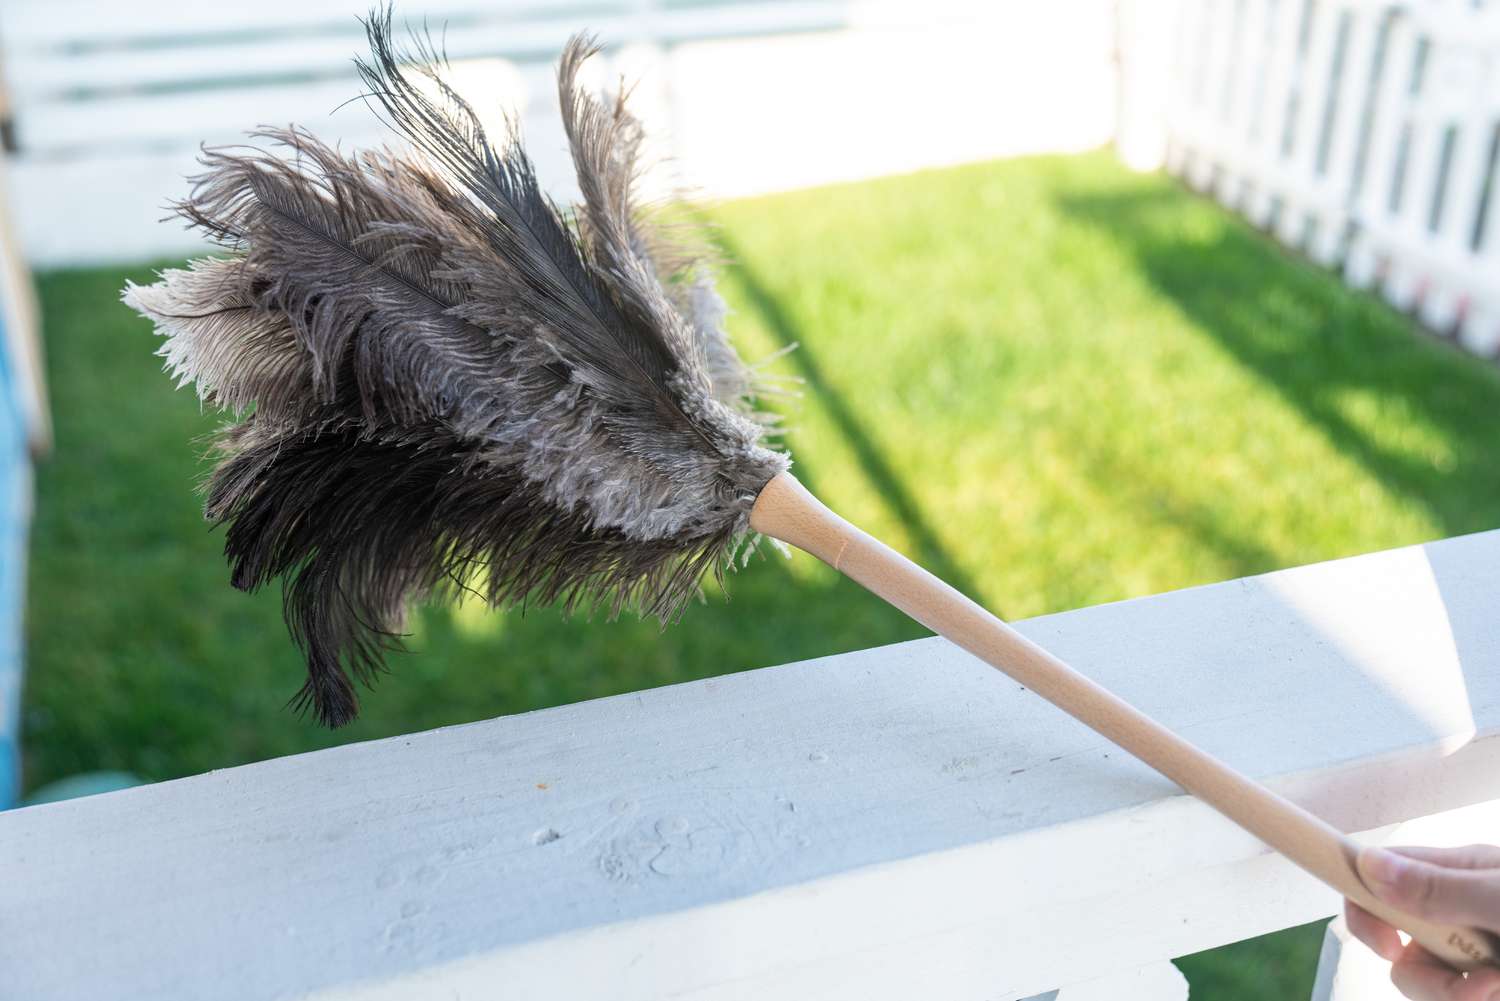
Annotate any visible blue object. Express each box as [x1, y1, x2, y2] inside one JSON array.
[[0, 315, 28, 809], [23, 771, 144, 806]]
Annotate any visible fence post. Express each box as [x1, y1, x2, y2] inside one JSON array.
[[1116, 0, 1182, 171]]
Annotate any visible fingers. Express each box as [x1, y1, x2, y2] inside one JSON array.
[[1347, 900, 1406, 962], [1389, 942, 1500, 1001], [1389, 846, 1500, 872], [1359, 846, 1500, 927], [1348, 907, 1500, 999], [1349, 845, 1500, 998]]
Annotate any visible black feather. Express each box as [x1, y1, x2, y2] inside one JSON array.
[[123, 11, 787, 726]]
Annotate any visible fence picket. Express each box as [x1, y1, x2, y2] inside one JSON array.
[[1275, 0, 1342, 246], [1190, 0, 1235, 190], [1224, 0, 1272, 210], [1346, 12, 1415, 288], [1470, 120, 1500, 351], [1306, 4, 1379, 264], [1157, 0, 1500, 361], [1246, 0, 1308, 225], [1208, 0, 1249, 203], [1164, 0, 1205, 175]]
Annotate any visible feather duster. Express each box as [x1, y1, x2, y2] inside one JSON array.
[[118, 11, 1500, 973], [124, 13, 787, 726]]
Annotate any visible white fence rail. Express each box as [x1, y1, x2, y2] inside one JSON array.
[[1154, 0, 1500, 356], [0, 0, 1116, 267], [4, 531, 1499, 1000]]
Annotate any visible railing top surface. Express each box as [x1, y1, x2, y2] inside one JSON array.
[[4, 529, 1499, 1000]]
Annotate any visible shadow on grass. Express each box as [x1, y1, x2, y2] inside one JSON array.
[[1067, 426, 1285, 576], [1056, 186, 1500, 543], [710, 226, 990, 607]]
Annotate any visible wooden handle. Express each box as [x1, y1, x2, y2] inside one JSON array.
[[750, 472, 1499, 972]]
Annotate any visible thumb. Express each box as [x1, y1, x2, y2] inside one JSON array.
[[1358, 847, 1500, 928]]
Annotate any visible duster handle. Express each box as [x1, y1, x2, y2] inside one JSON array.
[[749, 472, 1499, 972]]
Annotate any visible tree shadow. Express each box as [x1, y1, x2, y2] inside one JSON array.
[[1055, 184, 1500, 541], [708, 225, 991, 608], [1064, 424, 1285, 578]]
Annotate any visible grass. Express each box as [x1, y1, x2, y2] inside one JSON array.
[[23, 151, 1500, 995]]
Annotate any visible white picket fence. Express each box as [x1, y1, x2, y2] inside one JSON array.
[[1158, 0, 1500, 355]]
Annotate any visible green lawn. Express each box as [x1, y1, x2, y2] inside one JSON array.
[[24, 151, 1500, 996]]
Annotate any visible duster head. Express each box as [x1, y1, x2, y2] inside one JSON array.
[[123, 12, 789, 726]]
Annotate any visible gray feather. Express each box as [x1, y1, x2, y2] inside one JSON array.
[[121, 10, 788, 726]]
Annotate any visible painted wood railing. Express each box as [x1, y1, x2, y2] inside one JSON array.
[[1150, 0, 1500, 356], [0, 0, 1116, 267], [4, 531, 1498, 1000]]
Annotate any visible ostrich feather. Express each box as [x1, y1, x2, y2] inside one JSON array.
[[122, 13, 788, 726]]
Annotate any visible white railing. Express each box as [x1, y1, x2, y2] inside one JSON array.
[[0, 0, 1116, 267], [1149, 0, 1500, 356], [4, 531, 1498, 1000]]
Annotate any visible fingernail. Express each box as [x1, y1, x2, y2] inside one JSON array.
[[1361, 848, 1406, 893]]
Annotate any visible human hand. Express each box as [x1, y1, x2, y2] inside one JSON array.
[[1345, 845, 1500, 1001]]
